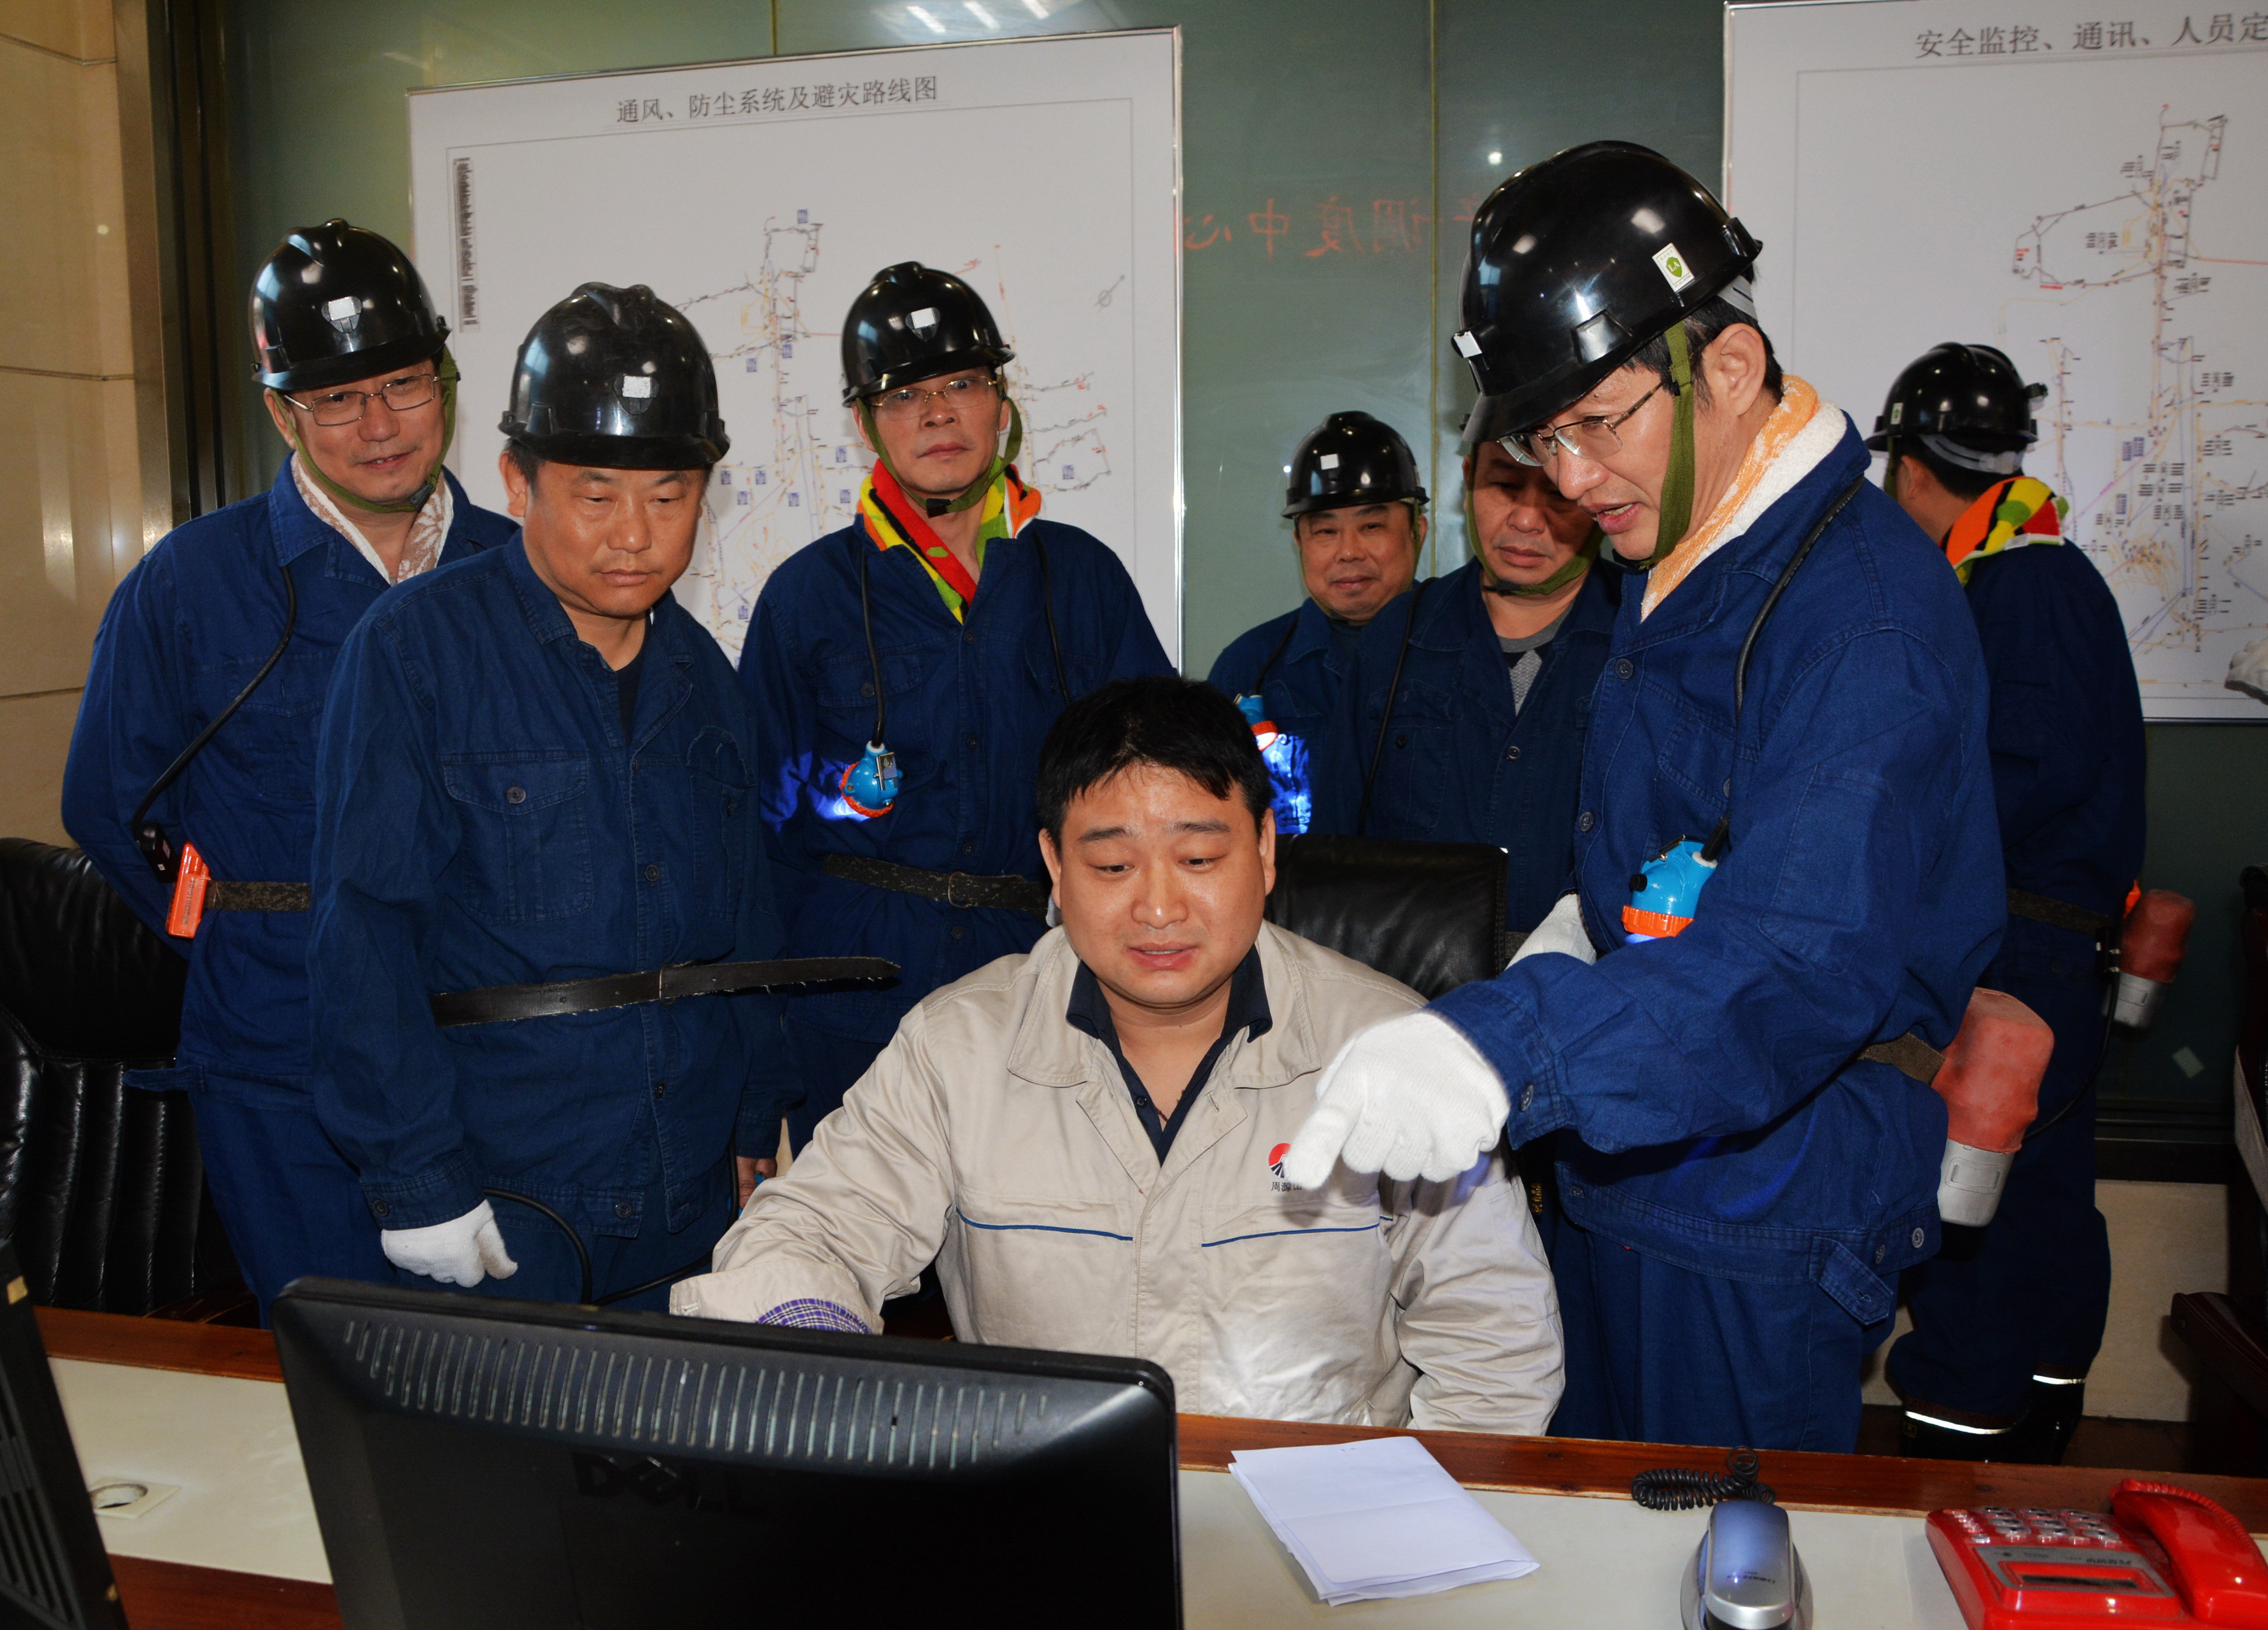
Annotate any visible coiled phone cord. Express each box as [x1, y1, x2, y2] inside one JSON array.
[[1631, 1448, 1776, 1511]]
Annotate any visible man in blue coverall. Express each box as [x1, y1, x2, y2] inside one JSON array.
[[741, 262, 1170, 1154], [1872, 344, 2145, 1463], [1284, 142, 2004, 1453], [62, 221, 513, 1318], [308, 283, 799, 1308], [1208, 412, 1428, 835], [1312, 436, 1617, 938]]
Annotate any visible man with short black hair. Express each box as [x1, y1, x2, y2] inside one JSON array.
[[309, 283, 799, 1308], [677, 675, 1562, 1432], [741, 262, 1170, 1161]]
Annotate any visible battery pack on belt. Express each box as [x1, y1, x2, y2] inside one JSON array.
[[428, 956, 899, 1028], [821, 854, 1051, 920]]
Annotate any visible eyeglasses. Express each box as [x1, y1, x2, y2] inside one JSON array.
[[283, 372, 443, 427], [871, 374, 997, 424], [1501, 378, 1668, 468]]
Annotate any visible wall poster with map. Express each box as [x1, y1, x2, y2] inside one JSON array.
[[1727, 0, 2267, 718], [409, 30, 1181, 664]]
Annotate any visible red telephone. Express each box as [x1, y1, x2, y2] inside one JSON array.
[[1928, 1479, 2268, 1627]]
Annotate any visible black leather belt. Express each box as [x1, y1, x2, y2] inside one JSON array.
[[821, 854, 1051, 920], [2007, 887, 2116, 941], [206, 882, 311, 912], [1860, 1033, 1945, 1086], [429, 956, 899, 1028], [2006, 886, 2120, 975]]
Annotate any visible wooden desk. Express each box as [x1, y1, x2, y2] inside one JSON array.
[[41, 1306, 2268, 1628]]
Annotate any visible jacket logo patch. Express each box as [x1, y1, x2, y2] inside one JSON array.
[[1268, 1142, 1299, 1192]]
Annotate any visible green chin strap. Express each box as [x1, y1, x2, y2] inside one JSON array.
[[274, 346, 459, 517], [1640, 319, 1699, 567], [858, 392, 1025, 517], [1463, 449, 1600, 597]]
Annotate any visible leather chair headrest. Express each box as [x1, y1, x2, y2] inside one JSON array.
[[1264, 834, 1510, 1000], [0, 840, 184, 1061]]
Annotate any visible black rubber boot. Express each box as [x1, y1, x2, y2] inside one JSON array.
[[1999, 1377, 2086, 1465]]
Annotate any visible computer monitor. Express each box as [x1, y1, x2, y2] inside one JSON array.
[[0, 1246, 128, 1630], [273, 1279, 1181, 1628]]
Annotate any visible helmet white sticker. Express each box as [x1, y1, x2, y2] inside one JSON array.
[[619, 374, 653, 398], [323, 295, 359, 323], [1318, 452, 1340, 470], [1890, 401, 1904, 426], [1452, 330, 1483, 358], [1652, 243, 1697, 293], [910, 307, 939, 332]]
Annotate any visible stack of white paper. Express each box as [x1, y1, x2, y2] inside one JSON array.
[[1227, 1434, 1541, 1605]]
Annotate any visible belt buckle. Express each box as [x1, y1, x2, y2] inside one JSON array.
[[946, 872, 977, 908]]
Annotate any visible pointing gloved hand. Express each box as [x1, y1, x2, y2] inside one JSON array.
[[1510, 891, 1598, 968], [381, 1199, 520, 1287], [1281, 1011, 1510, 1188]]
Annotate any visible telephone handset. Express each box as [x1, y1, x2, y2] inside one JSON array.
[[1928, 1478, 2268, 1628]]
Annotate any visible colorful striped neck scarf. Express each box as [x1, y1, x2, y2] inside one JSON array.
[[857, 458, 1043, 621], [1943, 475, 2066, 584]]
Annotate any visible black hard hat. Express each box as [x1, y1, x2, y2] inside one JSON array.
[[1283, 412, 1427, 518], [1866, 343, 2042, 452], [499, 284, 729, 470], [841, 262, 1014, 405], [1453, 141, 1762, 445], [249, 220, 449, 392]]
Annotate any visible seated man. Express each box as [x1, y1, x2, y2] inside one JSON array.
[[675, 675, 1563, 1432]]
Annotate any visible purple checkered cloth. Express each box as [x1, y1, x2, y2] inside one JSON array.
[[758, 1298, 872, 1334]]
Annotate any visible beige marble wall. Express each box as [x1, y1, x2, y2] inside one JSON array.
[[0, 0, 145, 844]]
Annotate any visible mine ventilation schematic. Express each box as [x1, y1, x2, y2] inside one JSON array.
[[2011, 111, 2267, 677]]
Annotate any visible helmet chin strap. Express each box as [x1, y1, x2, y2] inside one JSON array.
[[276, 346, 459, 517], [1643, 321, 1698, 567], [1464, 449, 1601, 597], [859, 395, 1025, 518]]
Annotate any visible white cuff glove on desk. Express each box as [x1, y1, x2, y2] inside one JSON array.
[[1282, 1011, 1511, 1188], [1510, 891, 1597, 968], [381, 1199, 519, 1287]]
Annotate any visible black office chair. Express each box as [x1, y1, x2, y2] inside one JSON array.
[[0, 838, 241, 1315], [1264, 833, 1514, 999]]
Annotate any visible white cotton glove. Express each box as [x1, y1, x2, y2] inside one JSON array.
[[381, 1200, 519, 1287], [1281, 1010, 1510, 1188], [1509, 891, 1598, 969]]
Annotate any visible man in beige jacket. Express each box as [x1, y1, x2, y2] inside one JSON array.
[[674, 675, 1561, 1433]]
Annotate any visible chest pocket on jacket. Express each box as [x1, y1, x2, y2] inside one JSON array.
[[221, 646, 332, 806], [1025, 642, 1103, 711], [1200, 1192, 1391, 1326], [813, 647, 938, 788], [1649, 692, 1737, 819], [1363, 678, 1455, 837], [441, 752, 594, 924], [687, 729, 754, 922]]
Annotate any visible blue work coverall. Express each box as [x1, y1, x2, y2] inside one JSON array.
[[1208, 598, 1359, 837], [1311, 560, 1621, 935], [62, 462, 513, 1318], [741, 518, 1170, 1147], [1887, 534, 2144, 1420], [1429, 424, 2005, 1452], [308, 541, 795, 1309]]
